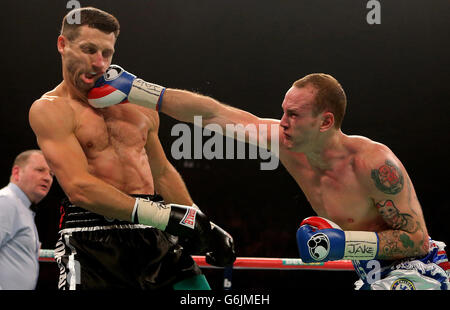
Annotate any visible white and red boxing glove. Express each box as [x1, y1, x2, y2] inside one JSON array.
[[296, 216, 379, 263], [132, 199, 236, 267], [87, 65, 166, 111]]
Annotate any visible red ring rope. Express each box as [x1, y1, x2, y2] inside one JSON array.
[[39, 250, 354, 271]]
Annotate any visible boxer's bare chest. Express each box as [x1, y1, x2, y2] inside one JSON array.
[[70, 101, 151, 160], [57, 98, 156, 193], [281, 153, 384, 231]]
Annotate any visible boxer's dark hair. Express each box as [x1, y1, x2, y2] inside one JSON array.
[[293, 73, 347, 129], [61, 7, 120, 41]]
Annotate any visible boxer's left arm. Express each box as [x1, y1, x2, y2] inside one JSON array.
[[88, 65, 280, 150], [297, 146, 429, 263], [143, 110, 193, 206], [366, 147, 429, 260]]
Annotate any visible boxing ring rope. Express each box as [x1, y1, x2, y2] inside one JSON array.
[[39, 249, 354, 271]]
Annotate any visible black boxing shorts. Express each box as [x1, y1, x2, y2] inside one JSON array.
[[54, 194, 203, 290]]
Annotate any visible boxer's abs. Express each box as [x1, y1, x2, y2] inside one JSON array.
[[74, 102, 155, 194], [85, 147, 155, 194]]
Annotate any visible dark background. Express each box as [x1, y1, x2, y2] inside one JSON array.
[[1, 0, 448, 290]]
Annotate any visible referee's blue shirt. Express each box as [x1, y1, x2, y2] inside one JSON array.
[[0, 183, 40, 290]]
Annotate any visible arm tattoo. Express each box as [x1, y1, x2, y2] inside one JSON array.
[[377, 230, 425, 259], [371, 160, 404, 194], [376, 200, 418, 233], [376, 199, 428, 259]]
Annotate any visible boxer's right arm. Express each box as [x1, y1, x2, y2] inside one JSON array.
[[361, 145, 429, 260], [29, 98, 137, 221]]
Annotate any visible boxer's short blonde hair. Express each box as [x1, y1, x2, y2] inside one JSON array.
[[293, 74, 347, 129]]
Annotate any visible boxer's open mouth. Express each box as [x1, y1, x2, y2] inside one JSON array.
[[81, 71, 99, 84]]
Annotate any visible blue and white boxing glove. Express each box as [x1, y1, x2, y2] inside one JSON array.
[[88, 65, 166, 111], [296, 216, 379, 263]]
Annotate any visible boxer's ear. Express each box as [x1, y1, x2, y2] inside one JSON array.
[[57, 35, 67, 55], [319, 112, 334, 132]]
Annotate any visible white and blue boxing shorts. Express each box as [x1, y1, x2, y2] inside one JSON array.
[[353, 238, 450, 290]]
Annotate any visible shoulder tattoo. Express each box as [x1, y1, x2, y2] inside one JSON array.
[[371, 160, 404, 195]]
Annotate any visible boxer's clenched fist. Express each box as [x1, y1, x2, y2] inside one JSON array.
[[133, 199, 236, 267], [297, 216, 379, 263], [88, 65, 166, 110]]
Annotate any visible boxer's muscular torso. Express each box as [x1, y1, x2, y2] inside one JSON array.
[[41, 83, 155, 195], [280, 135, 421, 232]]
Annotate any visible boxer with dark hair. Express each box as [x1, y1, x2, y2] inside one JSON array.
[[29, 7, 235, 290]]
